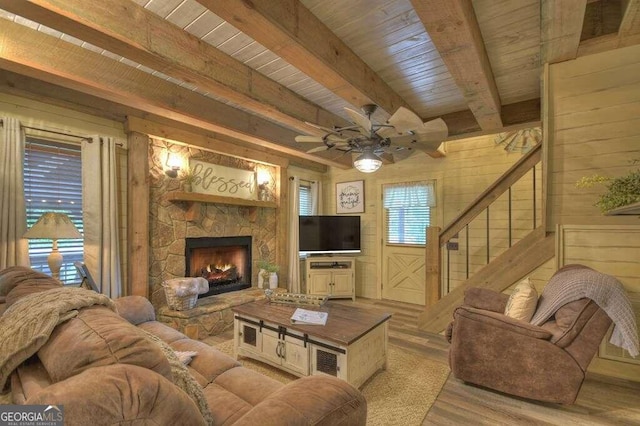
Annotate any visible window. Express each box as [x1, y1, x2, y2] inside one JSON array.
[[383, 181, 435, 245], [299, 182, 312, 215], [24, 139, 84, 284]]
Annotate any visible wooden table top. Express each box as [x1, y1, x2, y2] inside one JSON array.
[[232, 299, 392, 346]]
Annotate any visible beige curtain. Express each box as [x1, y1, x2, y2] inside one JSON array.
[[288, 176, 301, 293], [82, 136, 121, 298], [0, 117, 29, 268]]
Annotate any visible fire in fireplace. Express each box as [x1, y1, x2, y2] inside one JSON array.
[[185, 236, 252, 297]]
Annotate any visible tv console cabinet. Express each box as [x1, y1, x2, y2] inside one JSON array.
[[304, 256, 355, 301]]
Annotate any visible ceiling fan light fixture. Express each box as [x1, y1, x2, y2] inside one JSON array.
[[353, 150, 382, 173]]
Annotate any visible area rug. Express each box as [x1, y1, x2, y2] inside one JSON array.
[[214, 340, 450, 425]]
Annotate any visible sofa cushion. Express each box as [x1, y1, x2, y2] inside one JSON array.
[[540, 299, 601, 347], [204, 368, 283, 425], [504, 277, 538, 322], [114, 295, 156, 324], [0, 266, 62, 308], [464, 287, 510, 313], [37, 305, 172, 383], [0, 266, 59, 297], [26, 364, 207, 426]]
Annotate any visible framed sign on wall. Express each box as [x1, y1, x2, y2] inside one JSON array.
[[336, 180, 364, 214], [189, 159, 256, 200]]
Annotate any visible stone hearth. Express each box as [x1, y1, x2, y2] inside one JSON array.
[[156, 287, 270, 339]]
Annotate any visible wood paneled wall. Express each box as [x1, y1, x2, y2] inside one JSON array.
[[547, 44, 640, 227], [326, 135, 538, 299], [544, 44, 640, 380]]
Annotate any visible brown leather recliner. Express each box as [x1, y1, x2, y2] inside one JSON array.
[[446, 285, 612, 404]]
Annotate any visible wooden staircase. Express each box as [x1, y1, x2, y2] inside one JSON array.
[[418, 143, 554, 333], [418, 227, 554, 332]]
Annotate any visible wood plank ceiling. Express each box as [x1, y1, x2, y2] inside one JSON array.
[[0, 0, 637, 168]]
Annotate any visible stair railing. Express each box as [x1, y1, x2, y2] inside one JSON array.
[[425, 143, 543, 306]]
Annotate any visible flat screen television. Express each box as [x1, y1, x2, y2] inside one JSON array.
[[299, 215, 361, 255]]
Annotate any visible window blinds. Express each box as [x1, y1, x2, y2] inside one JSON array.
[[24, 139, 84, 284], [383, 181, 435, 245], [299, 183, 312, 215]]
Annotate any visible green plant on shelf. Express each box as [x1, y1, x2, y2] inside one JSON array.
[[257, 260, 279, 280], [576, 159, 640, 213]]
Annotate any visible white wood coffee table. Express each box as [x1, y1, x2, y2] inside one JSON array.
[[232, 299, 391, 388]]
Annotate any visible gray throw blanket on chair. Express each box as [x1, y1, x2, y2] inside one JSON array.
[[530, 267, 639, 357]]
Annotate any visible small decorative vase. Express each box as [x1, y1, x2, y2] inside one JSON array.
[[258, 269, 266, 289], [268, 273, 278, 289]]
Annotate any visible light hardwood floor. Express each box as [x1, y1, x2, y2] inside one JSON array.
[[208, 297, 640, 425]]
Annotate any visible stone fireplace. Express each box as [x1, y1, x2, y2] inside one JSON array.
[[186, 236, 252, 298]]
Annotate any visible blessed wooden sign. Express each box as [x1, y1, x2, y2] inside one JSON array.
[[189, 159, 256, 200]]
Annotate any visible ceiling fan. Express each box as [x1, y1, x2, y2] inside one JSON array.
[[295, 104, 448, 173]]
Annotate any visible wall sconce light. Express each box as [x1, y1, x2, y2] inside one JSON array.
[[165, 152, 182, 178], [256, 169, 272, 201], [258, 181, 271, 201]]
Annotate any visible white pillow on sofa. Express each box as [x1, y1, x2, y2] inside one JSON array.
[[504, 277, 538, 322]]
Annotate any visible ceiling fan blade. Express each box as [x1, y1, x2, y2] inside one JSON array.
[[389, 133, 442, 152], [306, 146, 330, 153], [304, 121, 338, 134], [381, 145, 415, 161], [295, 135, 325, 143], [387, 106, 424, 134], [332, 141, 350, 148], [376, 125, 399, 138], [378, 152, 395, 164], [418, 118, 448, 140], [314, 148, 351, 160], [326, 134, 349, 143], [344, 107, 372, 137]]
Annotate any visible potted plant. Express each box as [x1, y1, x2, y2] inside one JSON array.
[[181, 167, 197, 192], [576, 160, 640, 213], [257, 259, 279, 289]]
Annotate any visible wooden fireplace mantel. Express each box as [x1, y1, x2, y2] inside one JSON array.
[[165, 191, 278, 221]]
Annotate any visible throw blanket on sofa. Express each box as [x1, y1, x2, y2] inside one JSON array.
[[142, 330, 214, 426], [0, 287, 214, 425], [530, 267, 639, 357], [0, 287, 115, 389]]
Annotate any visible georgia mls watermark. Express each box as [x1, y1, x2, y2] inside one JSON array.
[[0, 405, 63, 426]]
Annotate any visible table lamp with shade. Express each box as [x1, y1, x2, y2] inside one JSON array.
[[23, 212, 83, 279]]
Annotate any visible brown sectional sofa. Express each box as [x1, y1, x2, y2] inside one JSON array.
[[1, 267, 366, 425]]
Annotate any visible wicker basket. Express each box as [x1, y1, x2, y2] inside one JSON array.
[[163, 282, 197, 311]]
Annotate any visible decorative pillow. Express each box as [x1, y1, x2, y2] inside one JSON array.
[[504, 277, 538, 322], [174, 351, 198, 365]]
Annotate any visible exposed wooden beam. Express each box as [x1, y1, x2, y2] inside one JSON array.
[[577, 31, 640, 56], [620, 0, 640, 37], [576, 0, 640, 57], [0, 0, 348, 135], [0, 69, 327, 172], [434, 98, 540, 141], [411, 0, 502, 130], [541, 0, 589, 63], [125, 116, 289, 168], [197, 0, 410, 115], [0, 19, 351, 169], [127, 132, 150, 298]]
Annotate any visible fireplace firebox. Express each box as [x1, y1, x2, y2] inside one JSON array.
[[185, 236, 252, 298]]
